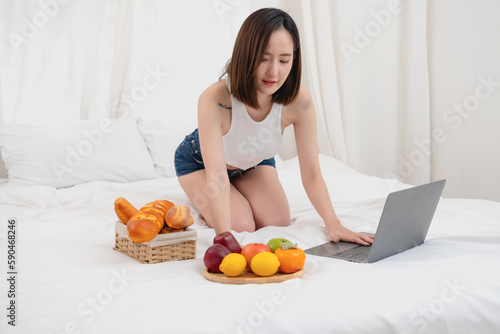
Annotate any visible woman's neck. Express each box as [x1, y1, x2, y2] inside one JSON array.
[[255, 92, 273, 113]]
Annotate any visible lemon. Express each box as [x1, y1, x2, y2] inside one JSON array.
[[250, 252, 281, 277], [219, 253, 247, 277]]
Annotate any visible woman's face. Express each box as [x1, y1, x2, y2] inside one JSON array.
[[255, 28, 294, 100]]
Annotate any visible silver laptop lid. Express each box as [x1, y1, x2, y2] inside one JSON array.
[[367, 179, 446, 263]]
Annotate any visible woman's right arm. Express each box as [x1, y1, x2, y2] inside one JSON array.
[[197, 88, 231, 234]]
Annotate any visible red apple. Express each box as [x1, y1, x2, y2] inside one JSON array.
[[213, 231, 242, 253], [203, 244, 231, 272]]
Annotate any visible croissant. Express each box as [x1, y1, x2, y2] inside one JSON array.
[[127, 200, 174, 243], [114, 197, 138, 224]]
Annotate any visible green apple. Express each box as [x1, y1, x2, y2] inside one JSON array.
[[267, 238, 295, 253]]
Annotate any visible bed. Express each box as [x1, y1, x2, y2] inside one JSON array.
[[1, 118, 499, 334]]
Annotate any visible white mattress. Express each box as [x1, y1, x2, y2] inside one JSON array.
[[1, 154, 499, 334]]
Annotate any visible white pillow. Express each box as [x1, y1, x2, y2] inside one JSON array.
[[137, 117, 190, 178], [0, 118, 160, 188]]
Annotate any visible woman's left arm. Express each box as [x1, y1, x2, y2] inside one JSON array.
[[291, 87, 373, 246]]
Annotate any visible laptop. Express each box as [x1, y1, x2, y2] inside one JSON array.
[[304, 179, 446, 263]]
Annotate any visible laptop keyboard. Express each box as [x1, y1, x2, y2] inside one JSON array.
[[335, 245, 372, 262]]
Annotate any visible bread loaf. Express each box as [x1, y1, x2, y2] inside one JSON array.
[[114, 197, 138, 224], [165, 205, 194, 229], [127, 200, 174, 243], [159, 225, 185, 234]]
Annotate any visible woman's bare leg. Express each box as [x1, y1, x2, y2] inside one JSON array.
[[177, 170, 256, 232], [231, 165, 291, 229]]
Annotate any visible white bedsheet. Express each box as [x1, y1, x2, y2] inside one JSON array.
[[1, 155, 499, 334]]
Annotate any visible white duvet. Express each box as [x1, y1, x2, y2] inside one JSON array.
[[1, 155, 499, 334]]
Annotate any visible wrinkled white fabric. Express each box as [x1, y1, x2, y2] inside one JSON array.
[[0, 155, 499, 334]]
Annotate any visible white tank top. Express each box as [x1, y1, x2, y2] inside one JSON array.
[[223, 78, 283, 170]]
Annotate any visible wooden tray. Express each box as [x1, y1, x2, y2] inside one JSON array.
[[204, 269, 303, 284]]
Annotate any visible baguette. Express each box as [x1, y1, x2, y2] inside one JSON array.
[[127, 200, 174, 243], [114, 197, 138, 224]]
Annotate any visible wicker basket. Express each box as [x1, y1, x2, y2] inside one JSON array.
[[113, 222, 197, 264]]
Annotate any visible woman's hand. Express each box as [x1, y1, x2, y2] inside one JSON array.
[[326, 220, 374, 246]]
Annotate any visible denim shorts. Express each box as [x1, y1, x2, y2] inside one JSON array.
[[174, 128, 276, 178]]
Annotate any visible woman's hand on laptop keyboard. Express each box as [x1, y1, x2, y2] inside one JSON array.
[[326, 222, 374, 246]]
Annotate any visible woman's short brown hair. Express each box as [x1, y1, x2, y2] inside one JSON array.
[[222, 8, 302, 109]]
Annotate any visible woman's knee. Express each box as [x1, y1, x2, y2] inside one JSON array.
[[232, 216, 256, 232], [256, 208, 291, 229], [197, 208, 255, 232], [228, 185, 257, 232]]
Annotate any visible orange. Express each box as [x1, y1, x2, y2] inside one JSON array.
[[274, 247, 306, 274]]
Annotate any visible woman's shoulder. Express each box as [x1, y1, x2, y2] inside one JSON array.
[[283, 85, 313, 114], [199, 79, 231, 106], [197, 79, 232, 128]]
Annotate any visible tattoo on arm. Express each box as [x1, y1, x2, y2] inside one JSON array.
[[218, 102, 232, 110]]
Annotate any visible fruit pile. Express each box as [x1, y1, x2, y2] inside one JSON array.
[[203, 231, 306, 277]]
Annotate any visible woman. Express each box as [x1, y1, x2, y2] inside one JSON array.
[[174, 8, 373, 246]]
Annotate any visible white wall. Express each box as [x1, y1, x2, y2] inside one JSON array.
[[284, 0, 500, 202], [0, 0, 280, 127], [428, 0, 500, 200], [129, 0, 282, 132]]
